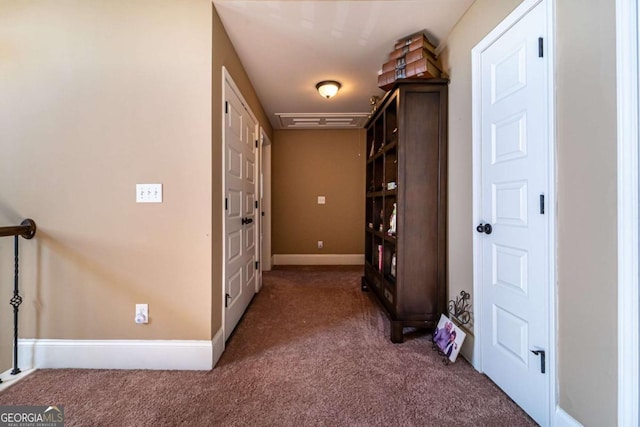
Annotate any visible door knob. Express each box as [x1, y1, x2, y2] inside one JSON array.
[[241, 217, 253, 225], [476, 223, 493, 235]]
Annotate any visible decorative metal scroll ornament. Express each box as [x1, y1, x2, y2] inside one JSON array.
[[448, 291, 471, 326]]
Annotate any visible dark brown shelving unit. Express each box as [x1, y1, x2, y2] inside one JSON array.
[[362, 80, 448, 343]]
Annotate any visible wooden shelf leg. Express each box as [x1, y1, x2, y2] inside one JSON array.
[[390, 321, 404, 343]]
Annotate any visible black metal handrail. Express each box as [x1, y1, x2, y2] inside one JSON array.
[[0, 219, 37, 239], [0, 219, 36, 381]]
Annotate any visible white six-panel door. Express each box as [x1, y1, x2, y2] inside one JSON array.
[[474, 1, 551, 424], [224, 81, 258, 341]]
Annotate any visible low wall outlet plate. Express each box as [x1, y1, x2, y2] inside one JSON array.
[[135, 304, 149, 324]]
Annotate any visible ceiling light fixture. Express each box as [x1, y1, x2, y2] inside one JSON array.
[[316, 80, 342, 99]]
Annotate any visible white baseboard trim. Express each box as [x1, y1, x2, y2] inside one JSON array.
[[0, 368, 37, 393], [18, 339, 213, 371], [459, 331, 475, 365], [212, 328, 224, 368], [272, 254, 364, 265], [556, 406, 582, 427]]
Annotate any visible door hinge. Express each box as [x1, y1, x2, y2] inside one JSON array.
[[225, 197, 228, 211], [255, 261, 259, 270], [225, 293, 231, 308], [539, 194, 545, 214], [255, 200, 258, 209], [255, 140, 258, 148], [538, 37, 544, 58], [225, 101, 229, 114]]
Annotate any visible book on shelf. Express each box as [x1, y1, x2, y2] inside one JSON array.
[[377, 56, 442, 91], [406, 56, 441, 79], [393, 32, 437, 55], [389, 35, 436, 60], [381, 48, 436, 74], [381, 56, 406, 74]]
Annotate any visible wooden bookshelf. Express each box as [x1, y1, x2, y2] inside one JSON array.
[[362, 80, 448, 343]]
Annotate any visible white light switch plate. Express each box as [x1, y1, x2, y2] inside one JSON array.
[[317, 196, 326, 204], [136, 184, 162, 203]]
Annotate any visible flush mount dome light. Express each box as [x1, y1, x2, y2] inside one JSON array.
[[316, 80, 341, 99]]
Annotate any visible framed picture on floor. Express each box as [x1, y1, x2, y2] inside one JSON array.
[[433, 314, 466, 363]]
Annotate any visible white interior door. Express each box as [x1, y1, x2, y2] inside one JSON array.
[[475, 1, 551, 424], [224, 81, 258, 341]]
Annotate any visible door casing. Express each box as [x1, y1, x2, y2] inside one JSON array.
[[616, 0, 640, 424], [471, 0, 557, 422], [260, 128, 272, 273]]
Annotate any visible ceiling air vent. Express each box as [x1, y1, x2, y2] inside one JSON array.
[[276, 113, 370, 129]]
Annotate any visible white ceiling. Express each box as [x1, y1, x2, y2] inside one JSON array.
[[213, 0, 475, 130]]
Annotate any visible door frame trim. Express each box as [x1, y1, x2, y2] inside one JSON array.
[[259, 127, 272, 275], [221, 66, 260, 343], [616, 0, 639, 424], [471, 0, 557, 423]]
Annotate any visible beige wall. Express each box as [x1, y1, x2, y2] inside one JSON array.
[[441, 0, 618, 425], [272, 129, 365, 255], [439, 0, 523, 351], [0, 0, 211, 339], [0, 1, 213, 342], [211, 5, 272, 333], [0, 0, 275, 358], [0, 0, 271, 353], [556, 0, 617, 424]]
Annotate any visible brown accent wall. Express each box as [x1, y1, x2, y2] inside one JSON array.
[[272, 129, 365, 256]]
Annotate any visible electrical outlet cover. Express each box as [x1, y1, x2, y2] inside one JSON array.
[[135, 304, 149, 324]]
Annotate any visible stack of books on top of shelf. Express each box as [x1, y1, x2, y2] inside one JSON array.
[[377, 32, 443, 92]]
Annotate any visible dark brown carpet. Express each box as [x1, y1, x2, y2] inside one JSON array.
[[0, 266, 536, 426]]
